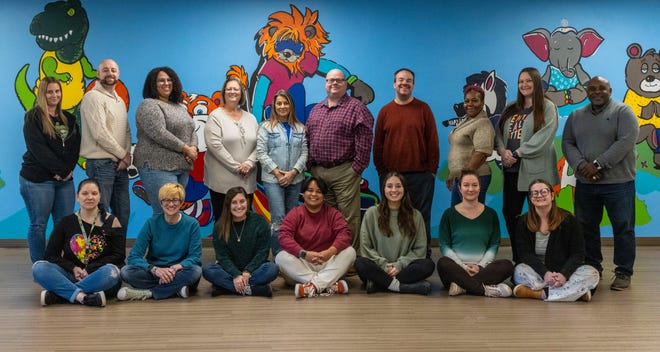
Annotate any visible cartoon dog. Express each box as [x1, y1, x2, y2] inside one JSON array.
[[623, 43, 660, 169]]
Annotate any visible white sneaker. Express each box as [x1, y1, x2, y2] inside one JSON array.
[[448, 282, 466, 296], [178, 286, 190, 299], [483, 283, 512, 298], [117, 287, 152, 301]]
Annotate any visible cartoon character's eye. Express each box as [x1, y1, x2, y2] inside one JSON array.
[[653, 64, 660, 74], [194, 105, 208, 115], [641, 63, 648, 74], [67, 8, 75, 16]]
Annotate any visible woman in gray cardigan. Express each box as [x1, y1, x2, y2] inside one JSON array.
[[495, 67, 559, 262], [134, 67, 198, 215]]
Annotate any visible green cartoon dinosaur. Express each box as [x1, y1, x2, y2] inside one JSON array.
[[15, 0, 96, 112]]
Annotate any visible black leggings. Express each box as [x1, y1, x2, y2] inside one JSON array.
[[354, 256, 435, 289], [436, 256, 514, 295]]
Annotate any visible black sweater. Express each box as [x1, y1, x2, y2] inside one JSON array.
[[20, 108, 80, 183]]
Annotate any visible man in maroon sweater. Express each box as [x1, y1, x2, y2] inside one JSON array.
[[373, 68, 439, 257]]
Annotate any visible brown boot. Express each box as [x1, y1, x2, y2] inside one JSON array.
[[513, 284, 544, 299]]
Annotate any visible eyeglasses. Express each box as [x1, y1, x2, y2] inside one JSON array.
[[530, 188, 551, 197], [325, 78, 346, 84], [160, 198, 182, 205]]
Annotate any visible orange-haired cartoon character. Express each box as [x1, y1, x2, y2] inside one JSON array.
[[247, 5, 374, 122]]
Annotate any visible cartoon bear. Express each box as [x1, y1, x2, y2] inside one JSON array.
[[623, 43, 660, 168]]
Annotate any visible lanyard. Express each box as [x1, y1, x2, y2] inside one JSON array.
[[76, 211, 99, 264]]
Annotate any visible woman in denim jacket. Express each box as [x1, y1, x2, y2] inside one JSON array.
[[256, 90, 308, 253]]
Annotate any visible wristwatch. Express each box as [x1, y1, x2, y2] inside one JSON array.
[[593, 160, 603, 170], [299, 250, 307, 259], [511, 150, 519, 159]]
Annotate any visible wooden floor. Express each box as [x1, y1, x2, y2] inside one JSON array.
[[1, 246, 659, 351]]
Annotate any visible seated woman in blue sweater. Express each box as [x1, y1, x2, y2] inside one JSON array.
[[436, 170, 514, 297], [512, 179, 599, 301], [354, 172, 434, 295], [118, 183, 202, 300], [202, 186, 278, 297]]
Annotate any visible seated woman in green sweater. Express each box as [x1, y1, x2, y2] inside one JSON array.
[[202, 186, 278, 297], [436, 170, 514, 297], [354, 172, 434, 295], [118, 183, 202, 301]]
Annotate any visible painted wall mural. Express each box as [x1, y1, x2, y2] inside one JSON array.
[[3, 0, 660, 240]]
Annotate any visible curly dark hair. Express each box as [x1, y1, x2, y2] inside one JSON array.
[[142, 66, 183, 104]]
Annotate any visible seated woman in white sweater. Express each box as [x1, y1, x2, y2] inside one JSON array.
[[354, 172, 434, 295]]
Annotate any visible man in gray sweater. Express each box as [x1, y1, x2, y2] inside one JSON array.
[[562, 76, 639, 291]]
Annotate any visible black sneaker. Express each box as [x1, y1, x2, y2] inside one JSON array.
[[40, 290, 68, 306], [249, 284, 273, 297], [82, 292, 106, 307], [211, 285, 232, 297], [611, 272, 631, 291], [365, 280, 379, 294]]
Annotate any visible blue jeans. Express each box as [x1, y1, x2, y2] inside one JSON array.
[[574, 180, 636, 276], [263, 181, 301, 255], [120, 264, 201, 300], [19, 176, 75, 263], [450, 175, 491, 206], [138, 163, 189, 216], [32, 261, 120, 302], [202, 262, 279, 294], [85, 158, 130, 229]]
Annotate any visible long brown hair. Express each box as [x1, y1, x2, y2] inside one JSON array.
[[267, 89, 303, 131], [34, 77, 68, 139], [215, 186, 250, 242], [498, 67, 546, 134], [525, 179, 567, 232], [377, 172, 416, 238]]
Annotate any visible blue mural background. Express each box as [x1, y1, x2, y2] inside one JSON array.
[[1, 0, 659, 239]]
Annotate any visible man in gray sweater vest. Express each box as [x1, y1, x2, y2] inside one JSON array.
[[562, 76, 639, 291]]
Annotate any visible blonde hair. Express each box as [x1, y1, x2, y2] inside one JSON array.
[[34, 77, 68, 139], [158, 183, 185, 202]]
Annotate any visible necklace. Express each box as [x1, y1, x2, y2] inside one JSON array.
[[233, 219, 246, 242], [76, 210, 100, 264]]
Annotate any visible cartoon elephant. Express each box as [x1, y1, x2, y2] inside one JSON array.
[[523, 26, 603, 108]]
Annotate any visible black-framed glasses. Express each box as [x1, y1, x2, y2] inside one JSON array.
[[160, 198, 182, 205], [530, 188, 551, 197], [325, 78, 346, 84]]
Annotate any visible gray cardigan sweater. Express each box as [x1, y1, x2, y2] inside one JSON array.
[[134, 98, 197, 171]]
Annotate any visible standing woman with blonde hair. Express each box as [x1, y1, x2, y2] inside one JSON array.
[[495, 67, 559, 262], [205, 78, 259, 221], [20, 76, 81, 263], [202, 187, 278, 297], [256, 90, 308, 252]]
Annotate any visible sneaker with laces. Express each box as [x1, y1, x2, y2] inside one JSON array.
[[249, 284, 273, 297], [82, 292, 106, 307], [579, 290, 592, 302], [40, 290, 68, 306], [483, 283, 513, 298], [611, 272, 631, 291], [321, 280, 349, 296], [117, 287, 152, 301], [400, 280, 432, 295], [448, 282, 466, 296], [295, 282, 317, 298]]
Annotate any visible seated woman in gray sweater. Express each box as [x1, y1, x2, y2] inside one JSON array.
[[436, 170, 514, 298], [354, 172, 434, 295], [202, 186, 278, 297]]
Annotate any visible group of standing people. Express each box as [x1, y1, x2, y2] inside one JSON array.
[[21, 56, 637, 305]]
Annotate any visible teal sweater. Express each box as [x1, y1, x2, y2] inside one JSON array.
[[359, 206, 427, 272], [212, 212, 271, 277], [127, 212, 202, 269], [438, 206, 500, 268]]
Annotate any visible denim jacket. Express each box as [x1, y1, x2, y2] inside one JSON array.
[[256, 121, 308, 184]]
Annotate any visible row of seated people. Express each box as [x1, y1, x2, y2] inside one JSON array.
[[32, 171, 598, 307]]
